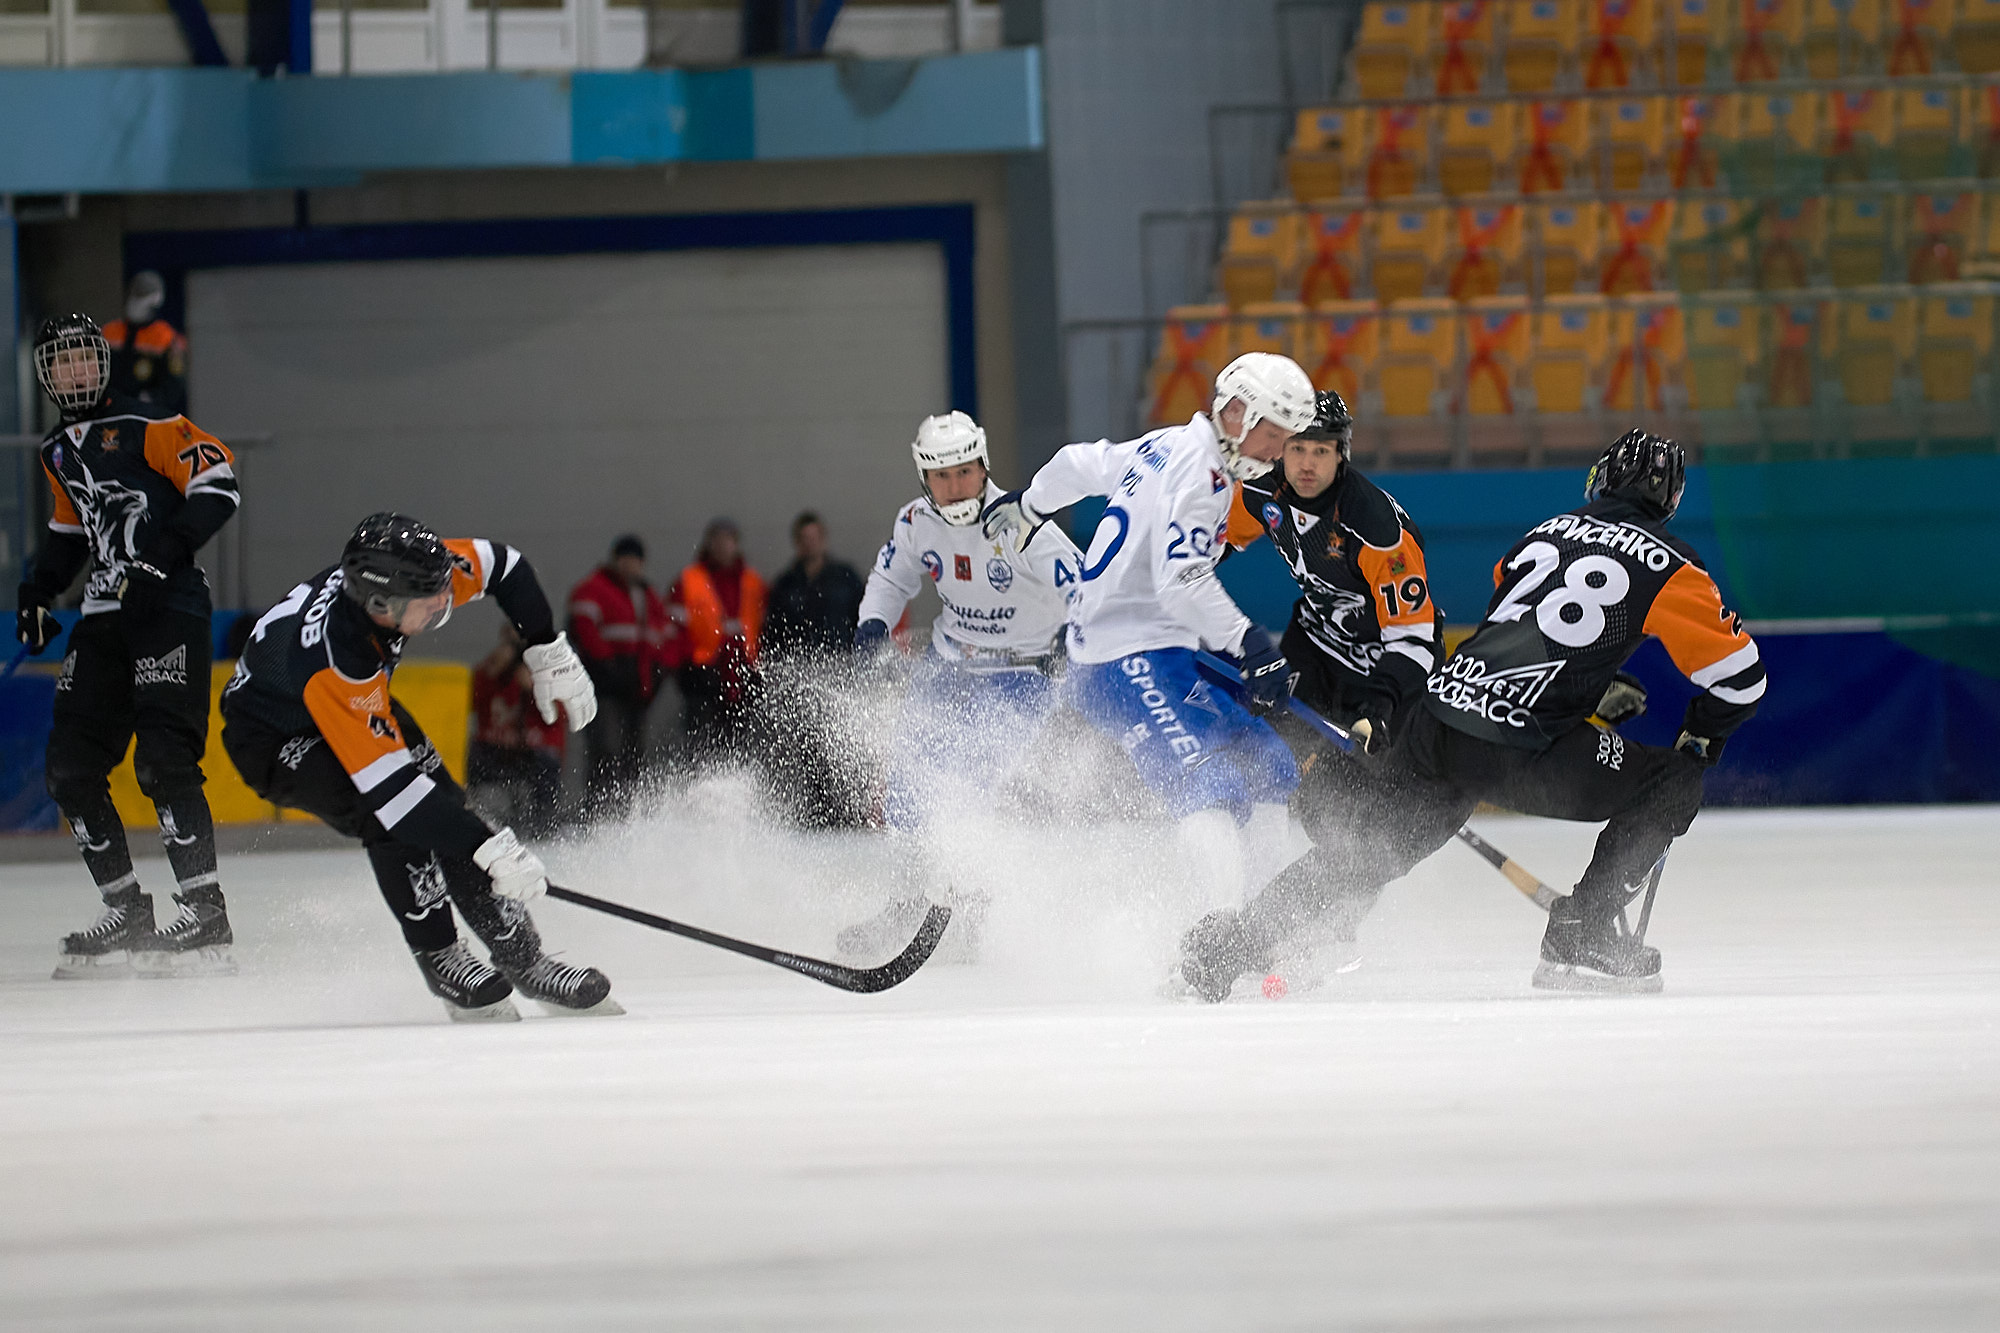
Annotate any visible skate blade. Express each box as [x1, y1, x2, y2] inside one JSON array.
[[533, 996, 626, 1018], [1531, 961, 1664, 994], [444, 997, 522, 1023], [131, 947, 239, 980], [53, 952, 134, 981]]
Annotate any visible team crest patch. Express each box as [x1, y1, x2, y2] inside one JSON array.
[[99, 428, 120, 451], [986, 558, 1014, 592], [922, 551, 943, 582], [1327, 530, 1346, 558], [1261, 502, 1283, 530], [954, 554, 973, 581], [1388, 554, 1408, 574], [1210, 469, 1228, 494]]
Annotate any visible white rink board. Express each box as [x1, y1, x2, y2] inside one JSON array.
[[1, 804, 1998, 1329]]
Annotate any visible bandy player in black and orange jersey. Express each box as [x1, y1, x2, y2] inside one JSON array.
[[1183, 430, 1765, 998], [18, 315, 241, 979], [220, 514, 609, 1021]]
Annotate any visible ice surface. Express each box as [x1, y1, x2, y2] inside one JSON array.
[[3, 803, 1998, 1330]]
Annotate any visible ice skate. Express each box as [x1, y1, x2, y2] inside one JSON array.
[[54, 887, 154, 980], [1532, 900, 1663, 994], [502, 955, 623, 1017], [414, 940, 521, 1022], [132, 887, 238, 979]]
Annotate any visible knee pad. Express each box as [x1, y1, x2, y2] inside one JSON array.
[[44, 756, 111, 811], [132, 742, 204, 806]]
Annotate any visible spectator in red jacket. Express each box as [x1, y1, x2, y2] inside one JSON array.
[[467, 623, 567, 837], [568, 535, 680, 813]]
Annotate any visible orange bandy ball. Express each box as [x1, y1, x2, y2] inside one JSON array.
[[1261, 973, 1288, 1000]]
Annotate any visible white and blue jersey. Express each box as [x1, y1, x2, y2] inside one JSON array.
[[1019, 415, 1297, 824]]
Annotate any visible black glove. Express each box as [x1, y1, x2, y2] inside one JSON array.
[[119, 533, 189, 616], [1237, 625, 1291, 715], [16, 584, 58, 653], [1596, 671, 1649, 726], [1350, 711, 1390, 757], [854, 618, 890, 655], [1675, 729, 1721, 766]]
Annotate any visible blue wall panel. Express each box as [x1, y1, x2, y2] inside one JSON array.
[[752, 47, 1044, 160], [0, 69, 252, 193]]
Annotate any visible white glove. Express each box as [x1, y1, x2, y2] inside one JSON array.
[[473, 828, 547, 902], [522, 632, 597, 731], [980, 489, 1043, 555]]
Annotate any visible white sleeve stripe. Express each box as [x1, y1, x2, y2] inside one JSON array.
[[501, 546, 520, 580], [48, 520, 85, 535], [1385, 640, 1437, 670], [1381, 622, 1437, 642], [185, 482, 241, 503], [186, 463, 235, 487], [1690, 641, 1761, 687], [1709, 678, 1767, 705], [374, 775, 436, 830], [473, 539, 498, 590], [352, 749, 414, 793]]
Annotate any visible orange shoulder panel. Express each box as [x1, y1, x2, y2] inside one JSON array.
[[102, 320, 129, 348], [1355, 528, 1434, 627], [43, 460, 80, 529], [1224, 484, 1267, 549], [302, 666, 403, 780], [1644, 562, 1754, 680], [442, 539, 490, 609], [134, 322, 178, 355], [142, 417, 232, 495]]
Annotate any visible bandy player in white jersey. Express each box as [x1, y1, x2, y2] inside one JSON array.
[[837, 412, 1082, 961], [982, 353, 1317, 894]]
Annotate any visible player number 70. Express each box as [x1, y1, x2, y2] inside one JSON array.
[[177, 441, 229, 472]]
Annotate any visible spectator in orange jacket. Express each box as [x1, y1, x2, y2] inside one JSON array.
[[671, 518, 766, 761], [103, 271, 187, 415], [568, 535, 680, 811]]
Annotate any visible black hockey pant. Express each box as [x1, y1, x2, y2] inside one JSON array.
[[46, 609, 218, 900], [222, 702, 540, 963], [1245, 706, 1706, 954]]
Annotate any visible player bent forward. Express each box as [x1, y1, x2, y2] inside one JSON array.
[[837, 411, 1083, 961], [1181, 431, 1766, 998], [220, 513, 612, 1021]]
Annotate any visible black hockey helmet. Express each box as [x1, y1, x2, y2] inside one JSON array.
[[1297, 390, 1354, 457], [1585, 428, 1686, 520], [33, 314, 112, 417], [341, 512, 455, 624]]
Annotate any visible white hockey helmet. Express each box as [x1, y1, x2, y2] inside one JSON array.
[[912, 411, 990, 526], [1210, 352, 1317, 480]]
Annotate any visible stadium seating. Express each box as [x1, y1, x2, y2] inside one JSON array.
[[1684, 293, 1761, 407], [1353, 3, 1434, 98], [1380, 298, 1460, 415], [1303, 301, 1381, 403], [1917, 283, 1993, 399]]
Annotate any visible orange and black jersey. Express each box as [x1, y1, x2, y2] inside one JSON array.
[[1425, 497, 1766, 751], [34, 395, 240, 618], [103, 318, 188, 413], [221, 539, 556, 856], [1225, 464, 1443, 725]]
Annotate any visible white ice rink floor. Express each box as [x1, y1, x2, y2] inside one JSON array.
[[2, 802, 1998, 1330]]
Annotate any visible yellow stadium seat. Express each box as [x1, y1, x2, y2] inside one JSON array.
[[1599, 95, 1668, 190], [1826, 195, 1895, 286], [1352, 2, 1433, 98], [1435, 0, 1499, 93], [1147, 304, 1233, 427], [1439, 101, 1516, 195], [1372, 206, 1452, 303], [1821, 89, 1893, 183], [1364, 105, 1431, 200], [1535, 200, 1604, 294], [1379, 299, 1459, 416], [1907, 192, 1977, 282], [1600, 199, 1672, 294], [1296, 210, 1368, 305], [1684, 294, 1761, 410], [1530, 294, 1610, 412], [1886, 0, 1945, 74], [1954, 0, 2000, 70], [1670, 198, 1751, 291], [1447, 203, 1528, 299], [1516, 98, 1591, 192], [1606, 293, 1684, 410], [1234, 302, 1309, 360], [1755, 196, 1825, 289], [1893, 85, 1961, 181], [1668, 93, 1735, 189], [1916, 285, 1994, 401], [1302, 300, 1380, 405], [1736, 91, 1819, 191], [1826, 294, 1914, 406], [1733, 0, 1804, 81], [1461, 295, 1533, 414], [1804, 0, 1882, 77], [1766, 298, 1824, 408], [1585, 0, 1659, 87], [1285, 108, 1357, 203], [1503, 0, 1581, 92], [1667, 0, 1724, 84], [1967, 83, 2000, 176], [1218, 208, 1303, 309]]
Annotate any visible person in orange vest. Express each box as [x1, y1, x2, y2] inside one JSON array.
[[670, 518, 766, 761], [102, 272, 188, 416]]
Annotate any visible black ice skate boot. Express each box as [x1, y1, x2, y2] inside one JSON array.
[[1176, 909, 1270, 1003], [413, 940, 521, 1022], [1532, 893, 1663, 994], [54, 886, 154, 980], [132, 887, 238, 979], [477, 908, 622, 1017]]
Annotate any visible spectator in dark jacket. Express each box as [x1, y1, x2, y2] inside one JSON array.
[[764, 511, 867, 661], [568, 535, 680, 813]]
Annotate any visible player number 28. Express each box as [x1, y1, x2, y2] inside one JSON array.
[[1377, 576, 1428, 616], [1492, 541, 1629, 648]]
